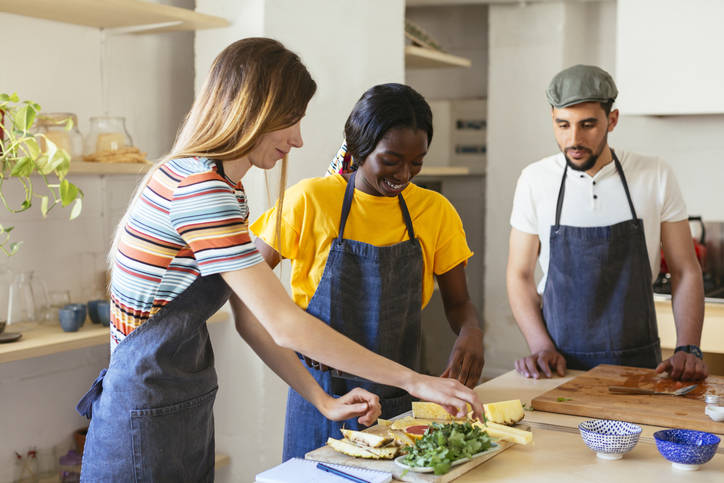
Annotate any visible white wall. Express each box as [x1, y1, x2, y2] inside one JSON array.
[[195, 1, 404, 481], [0, 2, 195, 481]]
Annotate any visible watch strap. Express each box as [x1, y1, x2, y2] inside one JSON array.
[[674, 344, 703, 359]]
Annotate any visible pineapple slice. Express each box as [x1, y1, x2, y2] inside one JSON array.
[[326, 438, 398, 459], [411, 401, 470, 420], [390, 416, 441, 430], [340, 429, 392, 448], [483, 399, 525, 425], [483, 422, 533, 445]]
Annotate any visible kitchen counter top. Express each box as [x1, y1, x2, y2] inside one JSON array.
[[655, 299, 724, 354], [456, 370, 723, 482]]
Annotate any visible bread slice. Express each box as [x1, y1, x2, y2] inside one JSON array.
[[326, 438, 398, 459], [340, 429, 392, 448], [412, 401, 469, 420]]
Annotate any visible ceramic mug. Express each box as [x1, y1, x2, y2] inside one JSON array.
[[58, 307, 83, 332], [95, 301, 111, 327], [63, 303, 87, 327], [87, 300, 107, 324]]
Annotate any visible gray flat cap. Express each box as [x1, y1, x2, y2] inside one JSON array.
[[546, 65, 618, 108]]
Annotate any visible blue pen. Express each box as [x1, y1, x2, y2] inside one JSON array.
[[316, 462, 370, 483]]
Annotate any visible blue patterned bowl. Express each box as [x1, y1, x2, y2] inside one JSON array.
[[578, 419, 642, 460], [653, 429, 720, 471]]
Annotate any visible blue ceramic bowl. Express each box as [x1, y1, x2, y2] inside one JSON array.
[[578, 419, 642, 460], [653, 429, 720, 470], [59, 307, 83, 332], [95, 301, 111, 327], [63, 303, 87, 326], [87, 300, 106, 324]]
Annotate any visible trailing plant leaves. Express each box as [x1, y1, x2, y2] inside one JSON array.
[[23, 137, 41, 160], [9, 241, 22, 255], [70, 198, 82, 220], [60, 179, 79, 207], [40, 196, 49, 217], [10, 157, 34, 177], [12, 104, 38, 133]]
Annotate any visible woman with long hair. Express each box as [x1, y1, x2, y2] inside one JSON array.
[[251, 83, 484, 460], [76, 39, 482, 481]]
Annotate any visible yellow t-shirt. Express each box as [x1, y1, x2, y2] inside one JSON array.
[[250, 174, 473, 310]]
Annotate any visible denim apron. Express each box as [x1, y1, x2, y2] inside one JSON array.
[[76, 274, 230, 482], [542, 152, 661, 370], [282, 171, 423, 460]]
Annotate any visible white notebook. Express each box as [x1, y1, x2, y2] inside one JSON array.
[[255, 458, 392, 483]]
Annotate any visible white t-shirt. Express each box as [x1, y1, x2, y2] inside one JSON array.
[[510, 149, 688, 294]]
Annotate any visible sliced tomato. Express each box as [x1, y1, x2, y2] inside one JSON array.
[[405, 425, 429, 435]]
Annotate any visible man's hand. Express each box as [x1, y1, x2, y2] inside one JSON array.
[[320, 388, 381, 426], [515, 349, 566, 379], [441, 326, 484, 388], [656, 351, 708, 381]]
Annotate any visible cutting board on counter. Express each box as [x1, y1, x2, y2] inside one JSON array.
[[305, 420, 519, 482], [531, 364, 724, 433]]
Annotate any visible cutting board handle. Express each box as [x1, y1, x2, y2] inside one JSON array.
[[608, 386, 655, 395]]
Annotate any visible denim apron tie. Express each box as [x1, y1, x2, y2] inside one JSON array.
[[282, 171, 423, 460], [76, 274, 231, 482], [542, 152, 661, 370]]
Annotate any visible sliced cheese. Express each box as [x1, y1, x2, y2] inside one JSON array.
[[483, 422, 533, 445], [340, 429, 392, 448], [326, 438, 398, 459], [483, 399, 525, 425], [389, 416, 443, 430], [411, 401, 470, 420]]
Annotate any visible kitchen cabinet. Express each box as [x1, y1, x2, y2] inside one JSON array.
[[616, 0, 724, 115], [0, 0, 229, 33]]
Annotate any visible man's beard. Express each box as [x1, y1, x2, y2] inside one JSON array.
[[563, 133, 609, 172], [564, 149, 598, 172]]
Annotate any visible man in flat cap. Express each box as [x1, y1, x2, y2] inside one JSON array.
[[506, 65, 707, 381]]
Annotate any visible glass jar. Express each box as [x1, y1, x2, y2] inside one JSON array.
[[0, 263, 11, 333], [6, 270, 50, 330], [34, 112, 83, 161], [83, 116, 133, 156]]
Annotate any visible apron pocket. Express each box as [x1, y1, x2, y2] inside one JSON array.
[[130, 387, 218, 483]]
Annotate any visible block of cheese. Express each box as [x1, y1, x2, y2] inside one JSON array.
[[340, 429, 392, 448], [326, 438, 398, 459], [411, 401, 469, 420], [483, 422, 533, 445], [483, 399, 525, 425]]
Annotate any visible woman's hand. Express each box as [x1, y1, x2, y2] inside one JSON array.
[[319, 388, 381, 426], [405, 374, 484, 421], [441, 326, 484, 388]]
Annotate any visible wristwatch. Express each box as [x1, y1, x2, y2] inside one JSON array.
[[674, 344, 703, 359]]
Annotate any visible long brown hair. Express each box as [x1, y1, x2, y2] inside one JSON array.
[[109, 38, 316, 266]]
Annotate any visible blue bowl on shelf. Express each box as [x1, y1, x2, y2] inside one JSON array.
[[59, 307, 84, 332], [578, 419, 642, 460], [63, 303, 87, 327], [653, 429, 720, 471]]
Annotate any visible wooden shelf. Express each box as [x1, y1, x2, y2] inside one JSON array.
[[0, 0, 230, 33], [69, 161, 152, 175], [405, 45, 472, 69], [0, 310, 230, 364], [418, 166, 471, 176]]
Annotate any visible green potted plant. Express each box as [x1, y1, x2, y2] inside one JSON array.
[[0, 92, 83, 256]]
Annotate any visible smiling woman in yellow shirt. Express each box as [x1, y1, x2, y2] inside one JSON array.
[[250, 83, 484, 461]]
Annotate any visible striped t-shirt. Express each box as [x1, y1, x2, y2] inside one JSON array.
[[109, 157, 263, 352]]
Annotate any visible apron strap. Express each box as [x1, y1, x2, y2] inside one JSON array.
[[554, 164, 568, 228], [337, 171, 357, 240], [612, 151, 639, 222], [554, 150, 638, 227], [338, 171, 416, 241]]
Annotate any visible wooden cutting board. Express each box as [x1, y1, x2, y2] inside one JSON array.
[[531, 364, 724, 434], [304, 419, 521, 482]]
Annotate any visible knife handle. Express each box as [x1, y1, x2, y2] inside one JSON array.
[[608, 386, 654, 395]]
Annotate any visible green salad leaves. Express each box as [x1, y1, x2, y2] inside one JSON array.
[[402, 422, 495, 475]]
